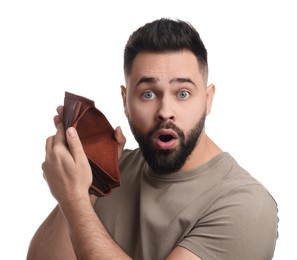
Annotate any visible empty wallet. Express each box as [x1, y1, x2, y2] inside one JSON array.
[[63, 91, 120, 197]]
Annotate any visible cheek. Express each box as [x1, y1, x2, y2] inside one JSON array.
[[178, 102, 206, 132], [178, 113, 197, 133], [127, 102, 155, 132]]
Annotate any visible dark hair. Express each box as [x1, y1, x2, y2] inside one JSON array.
[[124, 18, 208, 77]]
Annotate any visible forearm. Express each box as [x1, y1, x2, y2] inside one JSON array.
[[27, 205, 76, 260], [60, 196, 131, 260]]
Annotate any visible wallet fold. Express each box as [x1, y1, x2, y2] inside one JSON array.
[[63, 91, 120, 197]]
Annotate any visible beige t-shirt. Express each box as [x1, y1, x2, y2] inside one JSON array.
[[94, 149, 278, 260]]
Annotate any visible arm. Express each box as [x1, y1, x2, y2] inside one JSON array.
[[28, 107, 130, 259], [61, 192, 130, 260], [49, 124, 130, 259], [26, 195, 110, 260], [27, 195, 130, 260], [166, 247, 201, 260], [27, 204, 76, 260]]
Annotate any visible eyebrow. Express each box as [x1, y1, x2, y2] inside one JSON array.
[[135, 77, 158, 87], [135, 77, 197, 88], [170, 77, 196, 87]]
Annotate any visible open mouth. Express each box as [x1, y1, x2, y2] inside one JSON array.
[[154, 129, 178, 150], [159, 134, 174, 142]]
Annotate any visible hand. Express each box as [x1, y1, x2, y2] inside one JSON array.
[[42, 112, 92, 205], [42, 106, 126, 204]]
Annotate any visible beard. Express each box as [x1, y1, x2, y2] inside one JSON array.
[[128, 113, 206, 175]]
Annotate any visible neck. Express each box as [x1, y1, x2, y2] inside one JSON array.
[[180, 131, 222, 172]]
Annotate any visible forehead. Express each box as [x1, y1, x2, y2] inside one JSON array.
[[126, 50, 207, 86]]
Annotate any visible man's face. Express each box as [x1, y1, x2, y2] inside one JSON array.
[[122, 51, 214, 174]]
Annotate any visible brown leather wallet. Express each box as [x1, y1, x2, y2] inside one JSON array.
[[63, 91, 120, 197]]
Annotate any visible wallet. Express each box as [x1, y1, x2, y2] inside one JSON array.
[[63, 91, 120, 197]]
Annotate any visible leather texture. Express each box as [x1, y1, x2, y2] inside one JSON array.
[[63, 91, 120, 197]]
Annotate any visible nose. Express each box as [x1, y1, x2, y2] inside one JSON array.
[[156, 96, 175, 122]]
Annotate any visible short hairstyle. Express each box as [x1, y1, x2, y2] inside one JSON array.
[[124, 18, 208, 77]]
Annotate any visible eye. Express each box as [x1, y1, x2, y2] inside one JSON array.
[[177, 90, 190, 99], [142, 90, 156, 100]]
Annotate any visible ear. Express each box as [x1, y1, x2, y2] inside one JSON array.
[[206, 84, 215, 115], [120, 85, 128, 116]]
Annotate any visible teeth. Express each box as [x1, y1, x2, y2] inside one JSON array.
[[159, 135, 173, 142]]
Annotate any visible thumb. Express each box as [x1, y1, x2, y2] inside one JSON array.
[[114, 126, 126, 159], [66, 127, 86, 162]]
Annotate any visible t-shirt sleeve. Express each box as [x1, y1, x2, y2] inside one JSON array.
[[179, 184, 278, 260]]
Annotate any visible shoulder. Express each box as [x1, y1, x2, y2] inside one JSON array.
[[210, 153, 278, 237], [217, 153, 278, 211], [179, 153, 279, 260]]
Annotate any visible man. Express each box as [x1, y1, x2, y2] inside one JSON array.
[[27, 18, 278, 259]]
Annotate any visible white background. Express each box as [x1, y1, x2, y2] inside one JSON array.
[[0, 1, 296, 259]]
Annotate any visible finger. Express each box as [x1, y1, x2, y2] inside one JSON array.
[[114, 126, 126, 158], [41, 162, 47, 181], [53, 118, 66, 146], [65, 127, 86, 162], [42, 167, 47, 180], [56, 106, 64, 120], [53, 115, 61, 129], [114, 126, 126, 147], [45, 135, 54, 153]]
